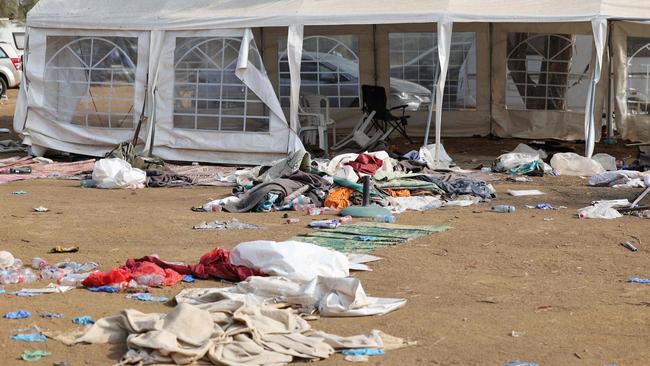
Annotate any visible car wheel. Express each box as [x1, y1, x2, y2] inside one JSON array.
[[0, 77, 7, 96]]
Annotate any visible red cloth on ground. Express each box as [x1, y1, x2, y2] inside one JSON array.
[[345, 154, 384, 176], [130, 247, 264, 283], [82, 268, 131, 287], [121, 260, 183, 286]]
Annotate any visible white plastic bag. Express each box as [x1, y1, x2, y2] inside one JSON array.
[[495, 153, 540, 171], [550, 153, 605, 176], [230, 240, 350, 282], [577, 204, 623, 219], [92, 158, 146, 189], [512, 143, 548, 159], [592, 153, 617, 171]]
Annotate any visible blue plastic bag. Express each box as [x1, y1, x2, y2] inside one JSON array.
[[72, 316, 94, 325], [4, 310, 31, 319]]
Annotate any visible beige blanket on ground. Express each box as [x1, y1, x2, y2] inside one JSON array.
[[59, 300, 386, 365]]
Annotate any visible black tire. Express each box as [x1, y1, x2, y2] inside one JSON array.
[[0, 76, 7, 96]]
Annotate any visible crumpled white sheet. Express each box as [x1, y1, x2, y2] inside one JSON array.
[[54, 300, 388, 366], [512, 143, 548, 160], [202, 195, 242, 212], [230, 241, 349, 282], [387, 196, 443, 213], [577, 203, 623, 219], [588, 170, 650, 188], [15, 283, 75, 294], [175, 275, 406, 317], [92, 158, 146, 189]]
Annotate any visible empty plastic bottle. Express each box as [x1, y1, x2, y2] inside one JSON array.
[[0, 270, 21, 284], [22, 269, 38, 283], [491, 205, 515, 213], [59, 273, 91, 287], [79, 179, 97, 188], [374, 215, 396, 223], [31, 257, 48, 270], [309, 220, 340, 229]]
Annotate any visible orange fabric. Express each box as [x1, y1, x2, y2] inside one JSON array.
[[385, 189, 411, 197], [324, 187, 354, 210]]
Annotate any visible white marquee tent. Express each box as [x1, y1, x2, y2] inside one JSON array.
[[13, 0, 650, 164]]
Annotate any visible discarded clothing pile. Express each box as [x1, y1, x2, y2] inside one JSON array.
[[53, 301, 405, 366], [192, 218, 261, 230], [0, 156, 95, 185], [83, 260, 184, 289]]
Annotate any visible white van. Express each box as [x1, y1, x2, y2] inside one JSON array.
[[0, 18, 25, 56]]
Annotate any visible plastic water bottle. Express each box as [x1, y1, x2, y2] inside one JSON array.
[[80, 179, 97, 188], [22, 269, 38, 283], [374, 215, 396, 223], [309, 220, 341, 229], [0, 270, 20, 284], [77, 262, 99, 272], [59, 273, 91, 287], [491, 205, 515, 213], [31, 257, 48, 270], [307, 207, 325, 216], [421, 200, 444, 211], [135, 274, 164, 287]]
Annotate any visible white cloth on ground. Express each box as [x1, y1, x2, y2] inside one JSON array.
[[92, 158, 146, 189], [230, 241, 349, 282], [512, 143, 548, 160], [175, 275, 406, 317], [321, 151, 395, 182], [59, 301, 386, 366]]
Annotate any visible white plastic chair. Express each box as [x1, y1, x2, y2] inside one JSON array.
[[298, 97, 328, 151], [303, 95, 337, 146]]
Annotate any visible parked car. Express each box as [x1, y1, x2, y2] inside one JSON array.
[[0, 42, 22, 96], [0, 18, 25, 56]]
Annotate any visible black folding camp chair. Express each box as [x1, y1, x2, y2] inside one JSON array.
[[361, 85, 413, 143]]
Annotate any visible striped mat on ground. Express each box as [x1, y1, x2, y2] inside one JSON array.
[[291, 222, 450, 253]]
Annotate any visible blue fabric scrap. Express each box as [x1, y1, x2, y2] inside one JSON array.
[[125, 293, 168, 302], [628, 277, 650, 283], [87, 285, 118, 293], [4, 310, 31, 319], [535, 203, 553, 210], [340, 348, 385, 356], [72, 316, 94, 325], [40, 312, 64, 319], [181, 275, 195, 283], [11, 333, 46, 342]]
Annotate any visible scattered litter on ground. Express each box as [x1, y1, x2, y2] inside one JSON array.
[[125, 292, 168, 302], [510, 330, 523, 337], [504, 361, 539, 366], [91, 158, 146, 189], [181, 274, 195, 283], [72, 316, 94, 325], [344, 355, 369, 362], [11, 333, 47, 343], [11, 190, 26, 195], [622, 242, 638, 252], [49, 246, 79, 253], [192, 218, 262, 230], [13, 284, 75, 295], [507, 189, 544, 196], [40, 312, 64, 319], [4, 310, 31, 319], [550, 152, 605, 176], [628, 278, 650, 284], [20, 349, 51, 361], [578, 202, 624, 219], [87, 285, 119, 293], [491, 205, 515, 213], [32, 206, 49, 212], [340, 348, 385, 356]]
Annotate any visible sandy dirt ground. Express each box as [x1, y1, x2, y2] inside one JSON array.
[[0, 89, 649, 366]]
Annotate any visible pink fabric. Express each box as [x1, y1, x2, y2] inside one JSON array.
[[0, 157, 95, 185]]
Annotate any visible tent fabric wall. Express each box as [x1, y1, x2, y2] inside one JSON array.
[[612, 21, 650, 143], [490, 22, 607, 141], [19, 28, 150, 156]]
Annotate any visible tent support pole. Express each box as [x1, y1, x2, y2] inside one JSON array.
[[372, 24, 378, 85], [488, 22, 494, 136], [606, 21, 614, 143]]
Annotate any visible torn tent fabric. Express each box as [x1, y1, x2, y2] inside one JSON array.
[[57, 301, 389, 366], [130, 247, 265, 283]]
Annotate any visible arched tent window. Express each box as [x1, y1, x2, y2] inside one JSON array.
[[173, 37, 268, 132], [278, 35, 360, 108], [44, 36, 138, 128], [626, 37, 650, 115], [505, 33, 591, 112]]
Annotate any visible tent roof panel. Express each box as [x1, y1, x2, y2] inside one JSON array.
[[27, 0, 650, 30]]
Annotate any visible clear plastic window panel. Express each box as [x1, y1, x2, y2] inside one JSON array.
[[44, 36, 138, 129], [278, 35, 360, 108], [505, 33, 592, 112], [626, 37, 650, 116], [173, 37, 269, 132], [388, 32, 476, 111]]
